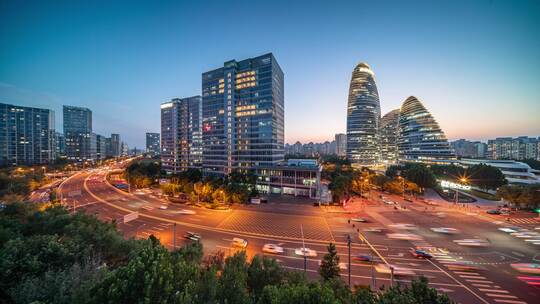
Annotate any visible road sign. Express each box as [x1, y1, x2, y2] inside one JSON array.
[[123, 212, 139, 223], [68, 190, 81, 197]]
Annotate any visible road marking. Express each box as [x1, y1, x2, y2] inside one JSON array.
[[453, 271, 479, 275], [471, 284, 492, 288], [493, 300, 527, 304], [465, 279, 494, 284], [478, 289, 509, 294], [459, 274, 487, 279], [511, 251, 524, 257], [486, 294, 517, 299]]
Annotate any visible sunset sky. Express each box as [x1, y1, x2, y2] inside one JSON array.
[[1, 0, 539, 147]]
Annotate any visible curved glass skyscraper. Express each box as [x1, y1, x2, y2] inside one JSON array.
[[380, 109, 400, 164], [397, 96, 455, 163], [346, 63, 381, 166]]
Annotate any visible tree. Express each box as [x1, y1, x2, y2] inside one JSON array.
[[218, 251, 250, 304], [329, 175, 351, 204], [247, 255, 285, 301], [404, 164, 436, 190], [469, 164, 506, 190], [370, 174, 390, 189], [385, 165, 401, 178], [498, 184, 540, 209], [319, 243, 340, 281]]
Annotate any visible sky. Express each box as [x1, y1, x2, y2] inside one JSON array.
[[1, 0, 539, 148]]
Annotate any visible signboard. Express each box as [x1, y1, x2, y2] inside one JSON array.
[[250, 198, 261, 204], [440, 180, 471, 191], [68, 190, 81, 197], [123, 212, 139, 223]]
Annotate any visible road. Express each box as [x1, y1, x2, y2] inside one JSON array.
[[58, 168, 540, 304]]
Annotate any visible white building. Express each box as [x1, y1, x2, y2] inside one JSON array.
[[459, 158, 540, 185]]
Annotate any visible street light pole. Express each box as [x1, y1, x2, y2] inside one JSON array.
[[347, 234, 351, 287], [390, 266, 395, 287], [301, 224, 307, 273]]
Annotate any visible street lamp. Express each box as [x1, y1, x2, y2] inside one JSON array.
[[347, 234, 351, 287]]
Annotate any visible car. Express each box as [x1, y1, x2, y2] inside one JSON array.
[[363, 227, 385, 233], [436, 212, 447, 218], [486, 210, 501, 215], [410, 249, 433, 259], [159, 205, 168, 210], [510, 263, 540, 274], [386, 233, 423, 241], [353, 254, 372, 262], [498, 227, 518, 233], [430, 227, 460, 234], [384, 201, 395, 205], [232, 237, 248, 248], [184, 232, 201, 241], [375, 264, 415, 276], [453, 239, 490, 247], [389, 223, 417, 230], [262, 244, 284, 254], [178, 209, 196, 215], [351, 217, 369, 223], [295, 247, 317, 257]]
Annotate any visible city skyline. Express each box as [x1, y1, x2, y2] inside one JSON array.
[[1, 1, 539, 148]]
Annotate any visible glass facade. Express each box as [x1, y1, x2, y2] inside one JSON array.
[[397, 96, 455, 163], [145, 132, 160, 156], [380, 109, 400, 164], [0, 103, 55, 166], [63, 105, 94, 162], [160, 96, 202, 173], [346, 63, 381, 166], [201, 53, 284, 176]]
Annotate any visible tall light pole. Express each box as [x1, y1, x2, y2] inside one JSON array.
[[301, 224, 307, 273], [347, 234, 351, 287]]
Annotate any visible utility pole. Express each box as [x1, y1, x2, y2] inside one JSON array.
[[301, 224, 307, 273], [347, 234, 351, 287], [390, 266, 395, 287]]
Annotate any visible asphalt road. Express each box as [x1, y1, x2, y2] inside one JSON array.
[[58, 169, 540, 304]]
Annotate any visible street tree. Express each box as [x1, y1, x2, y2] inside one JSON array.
[[319, 243, 340, 281]]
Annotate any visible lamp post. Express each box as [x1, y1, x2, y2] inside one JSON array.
[[301, 224, 307, 273], [347, 234, 351, 287]]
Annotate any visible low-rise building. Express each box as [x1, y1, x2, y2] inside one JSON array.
[[459, 158, 540, 185], [255, 159, 321, 198]]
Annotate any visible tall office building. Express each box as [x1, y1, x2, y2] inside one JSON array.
[[161, 96, 202, 173], [0, 103, 55, 166], [145, 132, 160, 156], [95, 134, 107, 160], [110, 134, 121, 157], [346, 62, 381, 166], [202, 53, 284, 175], [54, 132, 65, 158], [63, 105, 94, 162], [335, 133, 347, 156], [379, 109, 400, 164], [397, 96, 455, 163]]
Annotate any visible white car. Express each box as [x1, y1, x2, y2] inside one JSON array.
[[510, 263, 540, 274], [232, 237, 248, 248], [436, 212, 447, 218], [262, 244, 284, 254], [159, 205, 168, 210], [295, 247, 317, 257], [389, 223, 417, 230], [364, 227, 385, 233], [430, 227, 460, 234], [375, 264, 415, 276], [178, 209, 196, 215], [453, 239, 490, 247], [386, 233, 423, 241]]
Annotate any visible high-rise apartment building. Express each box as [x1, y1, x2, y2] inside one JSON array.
[[54, 132, 65, 158], [95, 134, 107, 160], [110, 134, 121, 157], [335, 133, 347, 156], [379, 109, 400, 164], [0, 103, 56, 166], [487, 137, 539, 160], [63, 105, 94, 162], [202, 53, 284, 175], [397, 96, 455, 163], [161, 96, 202, 174], [145, 132, 160, 156], [346, 63, 381, 166], [451, 139, 487, 158]]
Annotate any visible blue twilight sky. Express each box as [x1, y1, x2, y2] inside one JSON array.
[[1, 0, 539, 148]]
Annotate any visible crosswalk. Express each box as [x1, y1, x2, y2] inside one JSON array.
[[509, 218, 540, 225], [427, 250, 527, 304]]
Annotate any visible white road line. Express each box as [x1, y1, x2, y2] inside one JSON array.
[[454, 271, 479, 275], [471, 284, 492, 288], [493, 299, 527, 304], [486, 294, 517, 299], [460, 275, 487, 279], [465, 279, 494, 284], [478, 289, 509, 294]]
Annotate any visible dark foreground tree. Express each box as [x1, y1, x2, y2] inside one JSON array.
[[319, 243, 341, 281]]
